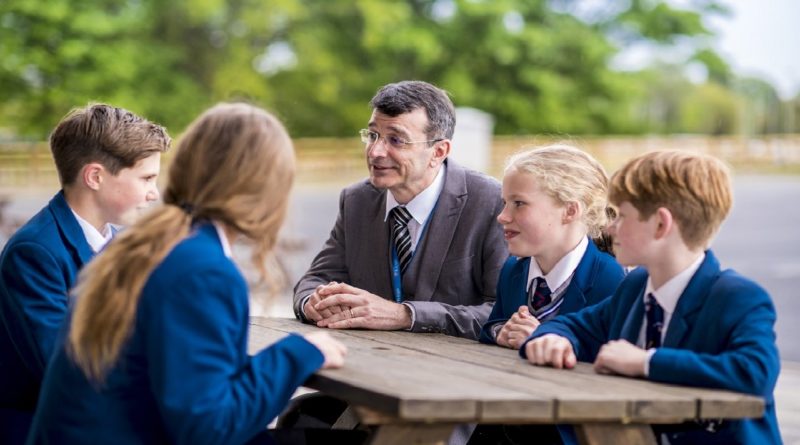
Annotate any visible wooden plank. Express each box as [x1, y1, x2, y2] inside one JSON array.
[[367, 423, 458, 445], [275, 318, 762, 422], [249, 319, 649, 422], [268, 320, 695, 422], [567, 362, 764, 420], [332, 406, 360, 429], [248, 318, 550, 422], [252, 319, 639, 422], [575, 423, 657, 445], [249, 318, 763, 424]]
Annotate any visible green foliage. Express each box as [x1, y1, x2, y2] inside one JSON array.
[[0, 0, 791, 138], [680, 82, 741, 135]]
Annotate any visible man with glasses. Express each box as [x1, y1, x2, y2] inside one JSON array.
[[293, 80, 506, 340]]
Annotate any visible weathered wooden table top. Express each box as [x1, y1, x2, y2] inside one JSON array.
[[249, 317, 764, 444]]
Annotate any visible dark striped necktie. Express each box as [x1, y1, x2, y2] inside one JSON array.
[[645, 293, 664, 349], [529, 278, 552, 311], [390, 206, 413, 274]]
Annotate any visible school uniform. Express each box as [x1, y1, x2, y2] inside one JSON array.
[[470, 238, 623, 445], [523, 250, 782, 444], [27, 223, 325, 445], [478, 238, 624, 344], [0, 191, 98, 443]]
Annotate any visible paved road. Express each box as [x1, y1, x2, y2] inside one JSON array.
[[3, 175, 800, 360], [711, 176, 800, 361]]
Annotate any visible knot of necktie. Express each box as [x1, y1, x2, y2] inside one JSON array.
[[390, 206, 412, 226], [529, 278, 552, 311]]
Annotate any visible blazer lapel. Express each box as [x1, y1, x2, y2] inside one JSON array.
[[365, 187, 393, 297], [663, 251, 722, 347], [411, 161, 467, 302], [559, 238, 596, 314], [49, 191, 94, 266], [618, 267, 649, 343], [620, 292, 646, 343], [510, 257, 530, 308]]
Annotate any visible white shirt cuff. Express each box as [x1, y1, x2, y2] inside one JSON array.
[[299, 294, 312, 319], [491, 322, 504, 340], [644, 348, 657, 377], [401, 302, 416, 331]]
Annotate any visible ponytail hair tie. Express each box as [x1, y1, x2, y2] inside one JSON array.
[[178, 202, 195, 215]]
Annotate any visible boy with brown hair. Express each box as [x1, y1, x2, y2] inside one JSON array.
[[0, 104, 170, 443], [521, 150, 781, 444]]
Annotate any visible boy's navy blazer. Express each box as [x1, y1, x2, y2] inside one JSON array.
[[28, 223, 325, 444], [0, 191, 93, 442], [525, 251, 782, 444], [478, 239, 624, 344]]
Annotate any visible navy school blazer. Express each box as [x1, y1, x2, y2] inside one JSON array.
[[478, 238, 625, 344], [524, 250, 782, 445], [0, 191, 94, 443], [27, 223, 324, 445]]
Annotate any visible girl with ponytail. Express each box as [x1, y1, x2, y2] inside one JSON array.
[[28, 103, 348, 444]]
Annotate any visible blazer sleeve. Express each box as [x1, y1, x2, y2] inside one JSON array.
[[479, 258, 515, 344], [408, 191, 506, 340], [147, 265, 324, 445], [0, 241, 70, 374], [292, 189, 352, 321], [648, 281, 780, 397], [478, 301, 506, 344], [520, 295, 615, 362]]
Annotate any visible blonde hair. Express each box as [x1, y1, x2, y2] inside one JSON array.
[[609, 150, 732, 250], [68, 103, 295, 382], [506, 144, 611, 238]]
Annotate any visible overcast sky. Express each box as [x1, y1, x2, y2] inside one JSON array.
[[708, 0, 800, 99]]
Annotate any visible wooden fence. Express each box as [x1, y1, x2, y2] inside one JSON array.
[[1, 135, 799, 189]]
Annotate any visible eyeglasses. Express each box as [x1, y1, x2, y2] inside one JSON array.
[[359, 129, 443, 150]]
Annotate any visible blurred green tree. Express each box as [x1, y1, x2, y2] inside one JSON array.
[[0, 0, 299, 136], [0, 0, 786, 138]]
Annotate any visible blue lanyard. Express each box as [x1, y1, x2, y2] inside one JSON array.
[[390, 202, 438, 303], [390, 244, 404, 303]]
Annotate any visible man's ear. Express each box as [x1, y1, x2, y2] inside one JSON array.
[[429, 139, 451, 168], [82, 163, 105, 191], [654, 207, 674, 240]]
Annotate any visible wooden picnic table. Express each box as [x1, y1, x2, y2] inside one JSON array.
[[248, 317, 764, 445]]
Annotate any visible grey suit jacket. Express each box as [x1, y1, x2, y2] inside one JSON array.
[[293, 160, 507, 339]]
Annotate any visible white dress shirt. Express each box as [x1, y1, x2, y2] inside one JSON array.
[[70, 209, 113, 253], [641, 252, 706, 376], [384, 164, 446, 251], [212, 221, 233, 259], [526, 236, 588, 301]]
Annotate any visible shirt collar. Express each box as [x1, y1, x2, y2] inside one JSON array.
[[644, 253, 706, 314], [527, 236, 589, 292], [384, 163, 446, 225], [69, 209, 112, 253], [212, 221, 233, 258]]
